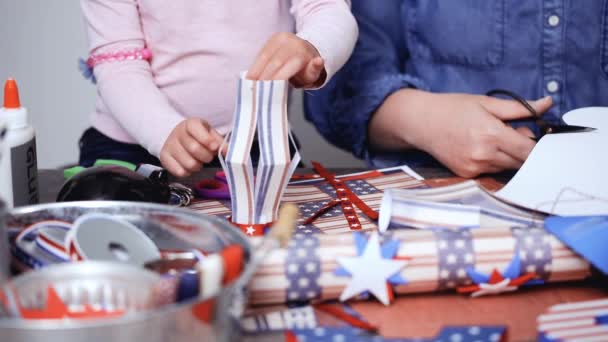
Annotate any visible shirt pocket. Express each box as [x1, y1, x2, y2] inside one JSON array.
[[601, 0, 608, 77], [403, 0, 505, 68]]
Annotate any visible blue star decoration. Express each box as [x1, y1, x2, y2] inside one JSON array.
[[458, 252, 538, 297], [287, 325, 507, 342], [334, 232, 408, 305]]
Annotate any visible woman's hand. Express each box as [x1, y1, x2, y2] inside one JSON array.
[[369, 89, 553, 178], [160, 118, 225, 177], [247, 32, 326, 88]]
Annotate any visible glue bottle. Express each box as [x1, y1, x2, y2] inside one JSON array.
[[0, 78, 39, 208]]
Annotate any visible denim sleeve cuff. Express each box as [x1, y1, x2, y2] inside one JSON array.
[[331, 73, 428, 162]]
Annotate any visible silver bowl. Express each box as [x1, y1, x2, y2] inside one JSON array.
[[0, 201, 252, 342]]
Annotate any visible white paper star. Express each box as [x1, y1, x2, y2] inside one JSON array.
[[246, 226, 255, 235], [471, 278, 518, 298], [337, 232, 407, 305]]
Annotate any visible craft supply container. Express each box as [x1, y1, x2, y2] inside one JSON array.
[[0, 201, 252, 342]]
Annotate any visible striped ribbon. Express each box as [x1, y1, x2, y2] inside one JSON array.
[[304, 162, 379, 230]]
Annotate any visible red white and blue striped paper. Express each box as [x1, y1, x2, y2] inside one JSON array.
[[538, 298, 608, 341], [220, 75, 300, 226]]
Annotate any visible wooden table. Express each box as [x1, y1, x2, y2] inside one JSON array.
[[38, 168, 607, 341]]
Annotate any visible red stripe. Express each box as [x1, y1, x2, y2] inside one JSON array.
[[38, 234, 67, 253], [310, 162, 379, 231], [284, 331, 298, 342], [314, 304, 378, 332]]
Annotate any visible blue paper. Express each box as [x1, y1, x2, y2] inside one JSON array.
[[544, 215, 608, 274]]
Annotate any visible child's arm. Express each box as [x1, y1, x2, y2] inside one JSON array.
[[81, 0, 222, 177], [248, 0, 357, 88]]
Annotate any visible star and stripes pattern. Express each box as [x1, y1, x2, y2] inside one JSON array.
[[241, 305, 318, 333], [285, 326, 507, 342], [245, 227, 591, 306], [512, 226, 553, 282], [285, 234, 322, 303], [537, 298, 608, 341], [240, 304, 508, 341], [188, 167, 426, 235], [434, 229, 476, 290]]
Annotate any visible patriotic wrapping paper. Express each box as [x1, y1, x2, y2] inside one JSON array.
[[241, 304, 508, 341], [220, 75, 300, 230], [245, 227, 591, 305], [189, 166, 425, 235], [284, 326, 507, 342], [537, 298, 608, 341]]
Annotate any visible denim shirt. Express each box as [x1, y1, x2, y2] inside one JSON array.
[[305, 0, 608, 168]]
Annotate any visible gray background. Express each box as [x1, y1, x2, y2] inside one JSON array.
[[0, 1, 364, 169]]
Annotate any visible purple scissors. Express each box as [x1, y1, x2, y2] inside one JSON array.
[[194, 171, 231, 200]]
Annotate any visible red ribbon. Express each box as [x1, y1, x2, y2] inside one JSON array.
[[313, 304, 378, 333], [303, 162, 380, 230], [229, 218, 269, 237]]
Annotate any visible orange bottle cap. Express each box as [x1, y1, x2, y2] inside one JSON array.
[[4, 78, 21, 109]]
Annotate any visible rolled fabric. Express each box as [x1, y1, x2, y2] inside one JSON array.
[[247, 227, 591, 305]]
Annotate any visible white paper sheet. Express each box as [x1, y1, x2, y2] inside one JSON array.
[[495, 107, 608, 216]]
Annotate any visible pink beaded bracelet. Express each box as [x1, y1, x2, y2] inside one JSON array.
[[86, 48, 153, 68]]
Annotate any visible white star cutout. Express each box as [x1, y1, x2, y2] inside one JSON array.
[[337, 232, 407, 305], [246, 226, 255, 235], [471, 278, 518, 298]]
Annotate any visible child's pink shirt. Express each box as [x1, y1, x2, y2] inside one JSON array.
[[81, 0, 358, 157]]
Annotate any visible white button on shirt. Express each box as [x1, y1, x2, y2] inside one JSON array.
[[548, 15, 560, 27], [547, 80, 560, 93]]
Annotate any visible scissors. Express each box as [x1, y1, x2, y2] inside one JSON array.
[[486, 89, 596, 140], [194, 171, 231, 199]]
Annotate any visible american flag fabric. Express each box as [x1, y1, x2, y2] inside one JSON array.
[[245, 227, 590, 306], [220, 75, 300, 226], [241, 305, 318, 333], [188, 168, 591, 306], [285, 325, 507, 342], [538, 299, 608, 341], [189, 166, 425, 235], [240, 304, 508, 341]]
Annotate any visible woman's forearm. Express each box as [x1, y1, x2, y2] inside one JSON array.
[[367, 88, 432, 152]]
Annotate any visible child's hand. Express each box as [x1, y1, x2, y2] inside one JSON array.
[[160, 118, 225, 177], [247, 32, 326, 88]]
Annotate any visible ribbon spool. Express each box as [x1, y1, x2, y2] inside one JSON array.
[[34, 222, 71, 261], [14, 221, 72, 269], [66, 214, 160, 265]]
